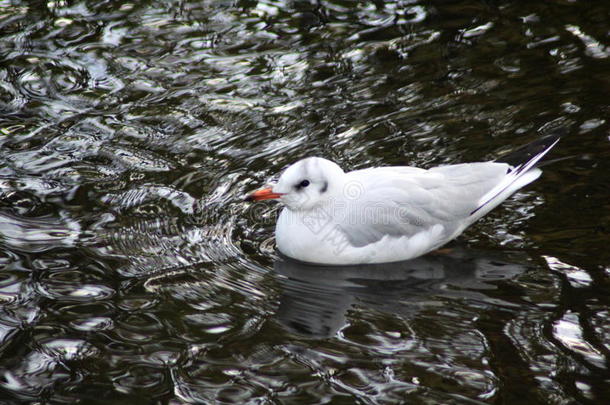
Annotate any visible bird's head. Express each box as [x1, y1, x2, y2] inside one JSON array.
[[245, 157, 345, 211]]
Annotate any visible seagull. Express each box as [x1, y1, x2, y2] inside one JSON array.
[[246, 134, 561, 265]]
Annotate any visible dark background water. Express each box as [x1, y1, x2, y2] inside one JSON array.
[[0, 0, 609, 403]]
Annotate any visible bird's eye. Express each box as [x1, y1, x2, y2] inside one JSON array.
[[296, 179, 310, 189]]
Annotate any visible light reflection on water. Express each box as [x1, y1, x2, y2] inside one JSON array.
[[0, 0, 609, 403]]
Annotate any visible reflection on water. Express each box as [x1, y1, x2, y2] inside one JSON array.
[[275, 248, 527, 338], [0, 0, 609, 403]]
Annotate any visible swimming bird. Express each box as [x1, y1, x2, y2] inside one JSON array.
[[246, 134, 561, 265]]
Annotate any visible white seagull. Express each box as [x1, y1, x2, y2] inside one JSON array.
[[246, 135, 560, 265]]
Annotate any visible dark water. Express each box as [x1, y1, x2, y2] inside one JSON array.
[[0, 0, 609, 403]]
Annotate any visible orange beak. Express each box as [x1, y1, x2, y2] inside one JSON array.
[[245, 187, 284, 202]]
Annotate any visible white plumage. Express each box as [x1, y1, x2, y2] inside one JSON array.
[[246, 136, 559, 265]]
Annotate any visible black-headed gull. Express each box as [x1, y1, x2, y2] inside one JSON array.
[[246, 135, 560, 265]]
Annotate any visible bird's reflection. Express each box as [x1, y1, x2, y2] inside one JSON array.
[[273, 247, 531, 338]]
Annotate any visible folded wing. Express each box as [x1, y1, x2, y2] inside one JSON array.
[[337, 162, 511, 247]]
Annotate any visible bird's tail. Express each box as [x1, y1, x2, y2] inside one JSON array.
[[470, 130, 563, 217]]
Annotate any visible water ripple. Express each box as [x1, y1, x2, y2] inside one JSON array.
[[0, 1, 608, 403]]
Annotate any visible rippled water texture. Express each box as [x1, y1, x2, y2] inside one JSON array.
[[0, 0, 609, 403]]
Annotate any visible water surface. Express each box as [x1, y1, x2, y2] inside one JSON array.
[[0, 0, 609, 403]]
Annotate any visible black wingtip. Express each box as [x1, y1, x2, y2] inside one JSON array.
[[470, 129, 566, 217], [495, 128, 566, 168]]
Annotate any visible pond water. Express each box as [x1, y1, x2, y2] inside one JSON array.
[[0, 0, 609, 403]]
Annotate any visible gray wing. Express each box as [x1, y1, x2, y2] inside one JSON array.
[[337, 162, 509, 247]]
